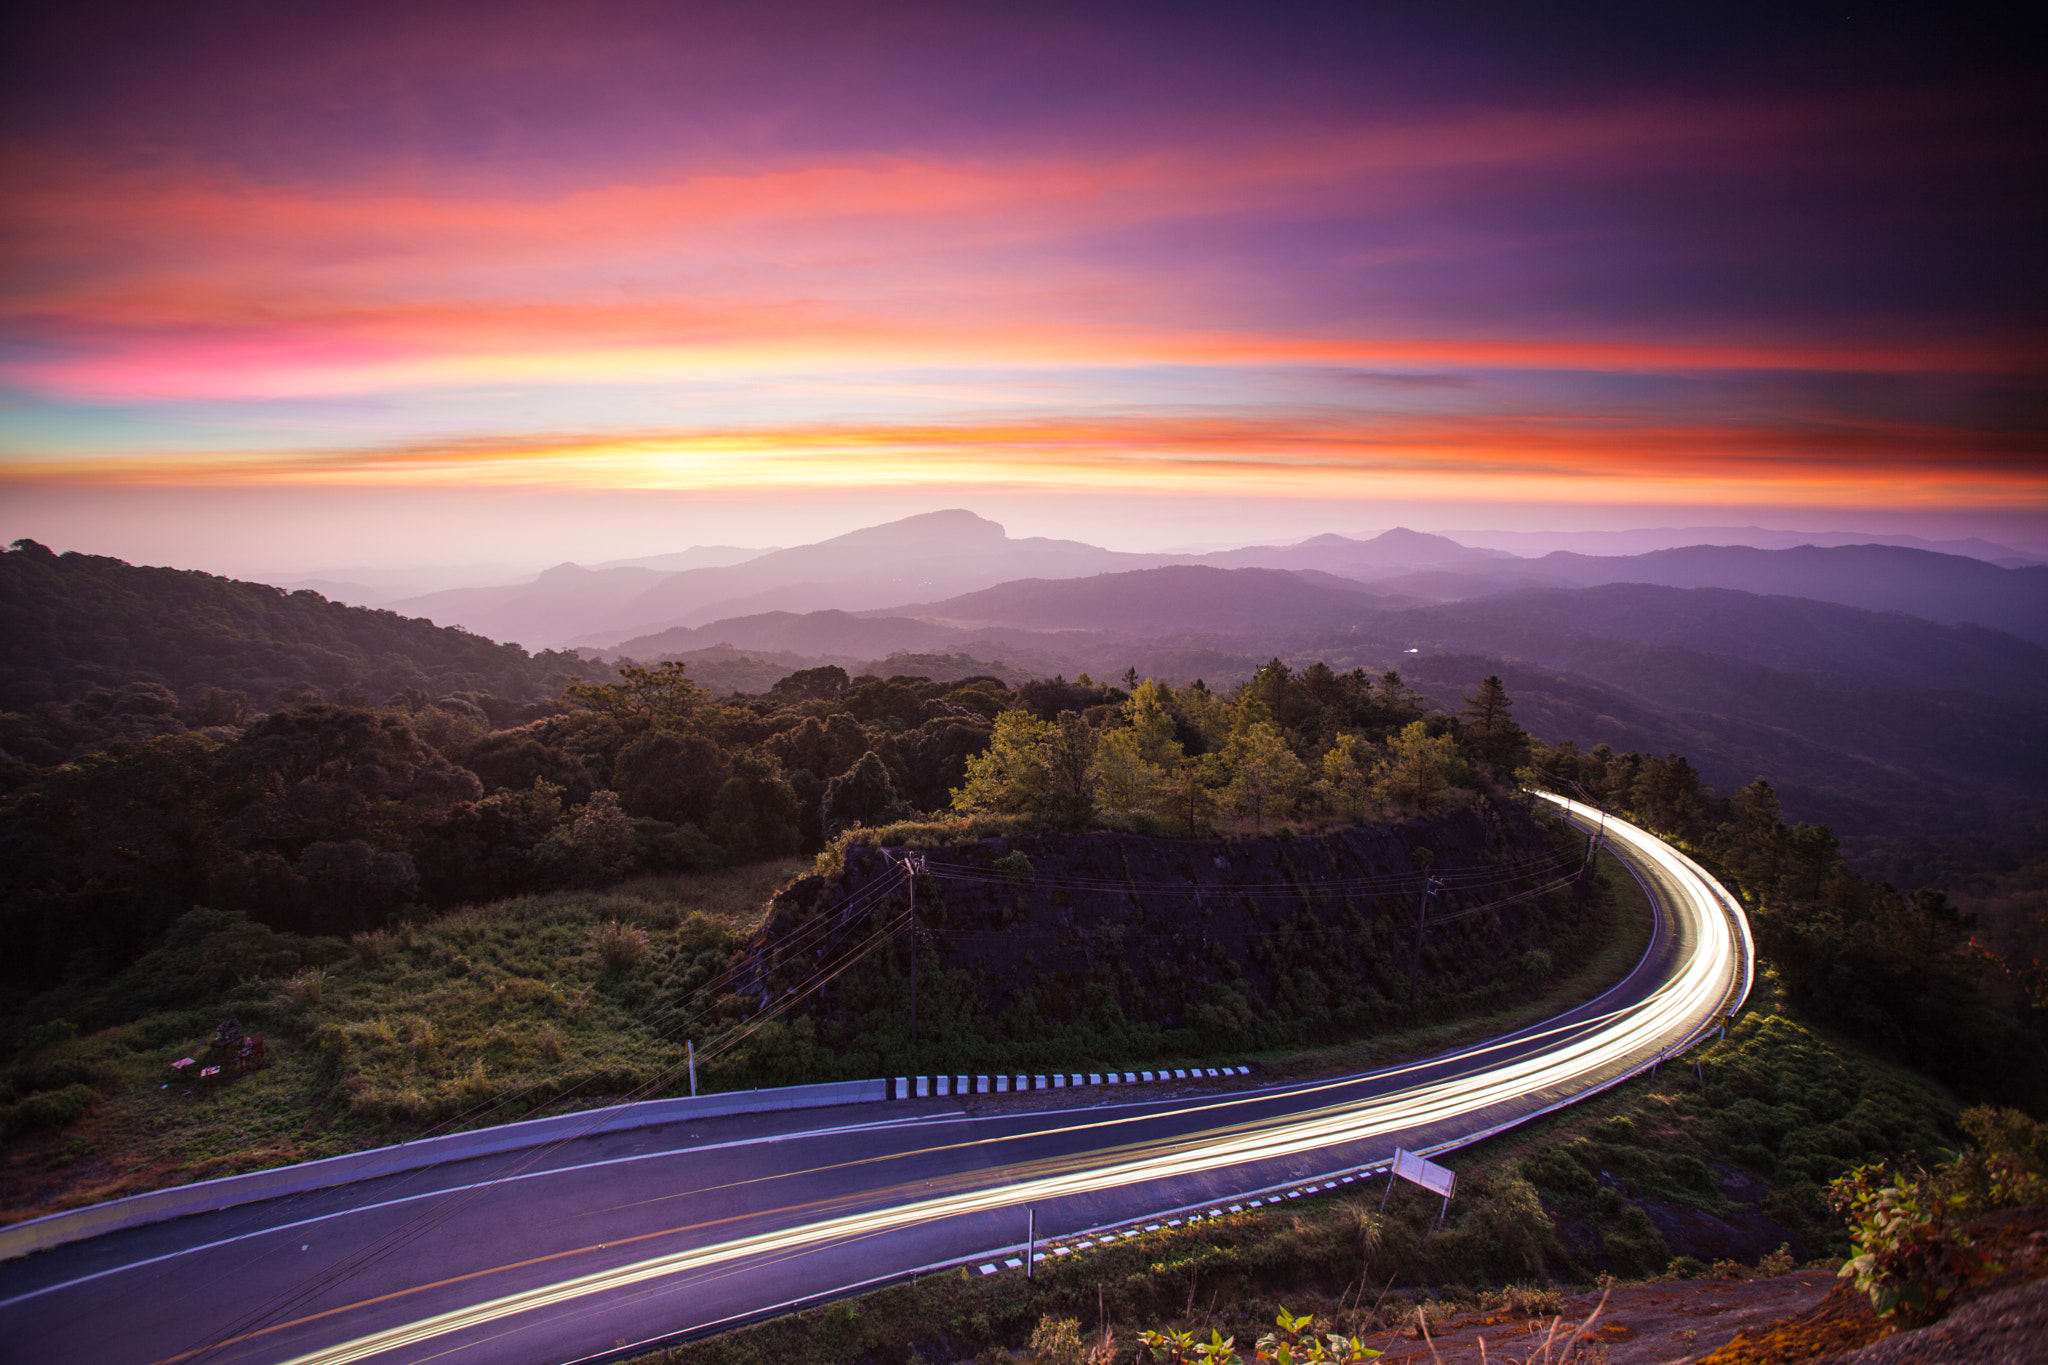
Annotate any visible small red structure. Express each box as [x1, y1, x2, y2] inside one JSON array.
[[236, 1034, 267, 1072]]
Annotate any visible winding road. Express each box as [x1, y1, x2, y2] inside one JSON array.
[[0, 795, 1750, 1365]]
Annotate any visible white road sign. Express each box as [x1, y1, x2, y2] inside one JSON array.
[[1391, 1147, 1456, 1198]]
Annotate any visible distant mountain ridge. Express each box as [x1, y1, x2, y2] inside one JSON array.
[[0, 539, 609, 736], [1523, 543, 2048, 643], [9, 522, 2047, 863], [1451, 525, 2048, 566], [903, 565, 1385, 632], [590, 558, 2048, 851], [366, 509, 2048, 651]]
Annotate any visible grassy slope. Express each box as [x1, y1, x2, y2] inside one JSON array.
[[2, 844, 1640, 1228], [0, 861, 807, 1225]]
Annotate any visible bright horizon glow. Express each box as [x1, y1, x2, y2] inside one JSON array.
[[3, 4, 2042, 572]]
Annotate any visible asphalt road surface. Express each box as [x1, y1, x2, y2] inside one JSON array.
[[0, 796, 1748, 1365]]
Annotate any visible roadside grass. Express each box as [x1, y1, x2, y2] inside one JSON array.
[[0, 844, 1640, 1229], [0, 859, 807, 1225], [633, 995, 1955, 1364]]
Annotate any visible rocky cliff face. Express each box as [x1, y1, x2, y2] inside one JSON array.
[[747, 800, 1611, 1073]]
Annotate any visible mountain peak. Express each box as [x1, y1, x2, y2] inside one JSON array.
[[820, 508, 1008, 549], [1370, 526, 1465, 547]]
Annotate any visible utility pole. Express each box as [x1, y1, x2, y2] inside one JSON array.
[[908, 857, 918, 1058], [1406, 872, 1443, 1006], [888, 851, 926, 1063]]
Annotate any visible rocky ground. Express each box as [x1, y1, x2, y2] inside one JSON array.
[[1355, 1270, 1840, 1364], [1311, 1207, 2047, 1365]]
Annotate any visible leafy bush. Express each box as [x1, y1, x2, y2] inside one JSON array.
[[586, 919, 653, 972], [1826, 1166, 1988, 1324], [994, 851, 1036, 883], [1944, 1105, 2048, 1214], [276, 967, 326, 1011], [0, 1082, 96, 1140], [1029, 1314, 1088, 1364], [1136, 1306, 1383, 1363]]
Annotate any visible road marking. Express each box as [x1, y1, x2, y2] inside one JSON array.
[[0, 1111, 971, 1311], [12, 999, 1644, 1319], [50, 798, 1739, 1365]]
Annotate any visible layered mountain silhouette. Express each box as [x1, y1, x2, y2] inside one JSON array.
[[12, 519, 2047, 856], [377, 508, 2048, 652], [591, 547, 2048, 849], [315, 506, 2048, 852]]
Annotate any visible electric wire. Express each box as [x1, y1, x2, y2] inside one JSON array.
[[177, 816, 1598, 1360], [177, 868, 918, 1365]]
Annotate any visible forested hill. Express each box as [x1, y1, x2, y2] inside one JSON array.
[[0, 540, 611, 765]]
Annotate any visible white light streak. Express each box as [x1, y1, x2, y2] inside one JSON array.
[[279, 797, 1749, 1365]]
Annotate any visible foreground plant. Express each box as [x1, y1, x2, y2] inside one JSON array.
[[1825, 1164, 1990, 1324], [1136, 1308, 1380, 1364]]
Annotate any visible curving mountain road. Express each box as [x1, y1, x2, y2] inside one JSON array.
[[0, 795, 1749, 1365]]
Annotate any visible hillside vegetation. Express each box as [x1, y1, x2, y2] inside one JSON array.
[[737, 809, 1606, 1083], [0, 538, 609, 771], [0, 826, 1628, 1225], [5, 537, 2046, 1302]]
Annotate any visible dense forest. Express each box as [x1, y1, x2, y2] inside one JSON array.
[[0, 639, 1489, 1013], [0, 538, 609, 773], [3, 540, 2044, 1118]]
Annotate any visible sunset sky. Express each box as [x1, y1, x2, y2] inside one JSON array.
[[3, 1, 2043, 574]]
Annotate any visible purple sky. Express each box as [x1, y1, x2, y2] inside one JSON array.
[[3, 1, 2042, 573]]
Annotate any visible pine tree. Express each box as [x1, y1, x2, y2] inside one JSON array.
[[1460, 674, 1528, 770]]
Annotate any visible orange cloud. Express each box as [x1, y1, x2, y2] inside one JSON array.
[[7, 414, 2039, 511], [7, 90, 2036, 402]]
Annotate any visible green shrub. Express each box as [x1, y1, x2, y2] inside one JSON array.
[[0, 1082, 96, 1139], [587, 919, 653, 972], [1826, 1164, 1988, 1324], [276, 967, 326, 1011], [1028, 1314, 1086, 1364], [993, 851, 1035, 883], [12, 1019, 78, 1056]]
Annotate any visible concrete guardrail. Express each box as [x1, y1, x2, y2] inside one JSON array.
[[4, 1064, 1260, 1262], [0, 1078, 886, 1263]]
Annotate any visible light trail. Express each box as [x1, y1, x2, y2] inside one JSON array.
[[261, 795, 1749, 1365]]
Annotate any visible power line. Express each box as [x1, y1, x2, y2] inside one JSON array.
[[182, 867, 918, 1364]]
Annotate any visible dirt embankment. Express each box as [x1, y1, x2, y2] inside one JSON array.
[[1338, 1206, 2048, 1365], [754, 802, 1605, 1058], [1696, 1205, 2048, 1365]]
